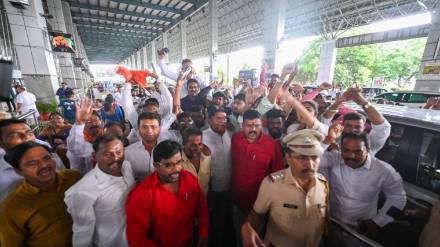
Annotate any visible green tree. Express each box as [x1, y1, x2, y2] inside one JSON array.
[[295, 37, 426, 88]]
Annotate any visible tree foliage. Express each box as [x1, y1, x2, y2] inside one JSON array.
[[295, 37, 426, 89]]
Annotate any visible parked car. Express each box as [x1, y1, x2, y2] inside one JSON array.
[[374, 91, 440, 108], [329, 104, 440, 246], [362, 87, 388, 97]]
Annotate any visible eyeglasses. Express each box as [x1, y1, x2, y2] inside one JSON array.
[[156, 159, 184, 169]]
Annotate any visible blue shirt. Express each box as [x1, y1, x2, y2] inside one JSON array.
[[101, 105, 124, 124], [59, 99, 77, 123]]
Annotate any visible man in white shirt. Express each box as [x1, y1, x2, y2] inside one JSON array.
[[66, 98, 103, 174], [15, 85, 39, 119], [65, 134, 135, 247], [125, 112, 165, 183], [322, 86, 391, 155], [157, 52, 208, 98], [321, 132, 406, 242], [0, 119, 64, 203], [113, 85, 123, 106], [202, 108, 235, 246]]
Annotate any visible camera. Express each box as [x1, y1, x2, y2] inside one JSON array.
[[239, 69, 259, 88]]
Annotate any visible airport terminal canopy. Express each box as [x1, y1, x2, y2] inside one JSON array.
[[67, 0, 439, 64]]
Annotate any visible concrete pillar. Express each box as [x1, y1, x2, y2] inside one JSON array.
[[415, 5, 440, 91], [150, 41, 156, 67], [3, 0, 59, 102], [136, 50, 141, 69], [181, 21, 187, 60], [262, 0, 286, 73], [62, 1, 85, 89], [316, 40, 337, 84], [143, 46, 148, 69], [209, 0, 218, 80], [46, 0, 77, 88], [130, 55, 136, 69]]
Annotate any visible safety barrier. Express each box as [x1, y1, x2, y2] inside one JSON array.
[[17, 109, 41, 134]]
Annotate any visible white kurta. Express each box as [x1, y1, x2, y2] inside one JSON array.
[[65, 162, 135, 247]]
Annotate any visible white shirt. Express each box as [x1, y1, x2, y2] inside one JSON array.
[[125, 140, 155, 183], [66, 123, 94, 174], [65, 162, 135, 247], [320, 151, 406, 227], [368, 120, 391, 155], [114, 92, 123, 105], [157, 58, 208, 98], [16, 91, 39, 117], [202, 127, 232, 192]]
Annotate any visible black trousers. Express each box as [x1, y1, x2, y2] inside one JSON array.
[[207, 191, 236, 247]]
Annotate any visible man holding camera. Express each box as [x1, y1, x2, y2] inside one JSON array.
[[157, 48, 208, 98]]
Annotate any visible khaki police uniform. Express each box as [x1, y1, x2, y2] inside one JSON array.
[[252, 129, 329, 247]]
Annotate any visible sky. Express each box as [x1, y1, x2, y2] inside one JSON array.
[[90, 12, 432, 82]]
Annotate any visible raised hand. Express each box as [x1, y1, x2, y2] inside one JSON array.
[[281, 63, 298, 78], [327, 122, 344, 141], [75, 97, 93, 125]]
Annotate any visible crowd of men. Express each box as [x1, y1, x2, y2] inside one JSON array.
[[0, 52, 439, 247]]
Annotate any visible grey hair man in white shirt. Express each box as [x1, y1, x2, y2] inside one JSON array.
[[202, 108, 235, 246], [65, 134, 135, 247], [321, 131, 406, 244]]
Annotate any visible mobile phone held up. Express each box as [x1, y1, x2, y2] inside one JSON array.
[[239, 69, 259, 88]]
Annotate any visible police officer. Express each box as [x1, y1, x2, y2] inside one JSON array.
[[241, 129, 329, 247]]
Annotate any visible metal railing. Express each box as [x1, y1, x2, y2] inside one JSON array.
[[17, 109, 41, 134]]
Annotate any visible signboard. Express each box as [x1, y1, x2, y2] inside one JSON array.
[[49, 32, 76, 53], [373, 76, 384, 87], [419, 61, 440, 80]]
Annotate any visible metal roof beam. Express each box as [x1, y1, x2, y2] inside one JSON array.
[[78, 26, 150, 39], [69, 2, 175, 23], [71, 12, 166, 30], [74, 20, 157, 36], [110, 0, 184, 15]]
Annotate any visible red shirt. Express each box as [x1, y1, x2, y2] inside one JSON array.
[[231, 132, 284, 214], [125, 170, 209, 247]]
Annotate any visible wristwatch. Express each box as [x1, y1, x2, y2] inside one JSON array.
[[362, 102, 372, 110]]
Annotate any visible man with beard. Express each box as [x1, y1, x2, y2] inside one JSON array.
[[125, 112, 163, 183], [321, 131, 406, 244], [241, 129, 329, 247], [229, 93, 247, 132], [202, 107, 235, 246], [190, 105, 207, 129], [231, 109, 283, 246], [265, 108, 286, 141], [126, 140, 209, 247], [0, 119, 66, 203], [180, 79, 213, 112], [65, 135, 135, 247], [181, 127, 212, 196], [0, 142, 81, 246], [67, 98, 104, 174]]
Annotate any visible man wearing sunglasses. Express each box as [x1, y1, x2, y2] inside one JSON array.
[[126, 140, 209, 247]]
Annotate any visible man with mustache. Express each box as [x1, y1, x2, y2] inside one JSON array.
[[241, 129, 329, 247], [321, 131, 406, 244], [202, 107, 235, 247], [181, 127, 212, 196], [126, 140, 209, 247], [67, 98, 104, 174], [0, 142, 81, 246], [0, 118, 66, 203], [265, 108, 286, 141], [65, 135, 135, 246], [231, 109, 283, 246]]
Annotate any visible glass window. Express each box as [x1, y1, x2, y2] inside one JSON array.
[[407, 94, 427, 103], [382, 93, 400, 101], [377, 123, 440, 195], [416, 131, 440, 194]]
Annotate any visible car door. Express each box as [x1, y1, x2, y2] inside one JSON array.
[[401, 93, 428, 108]]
